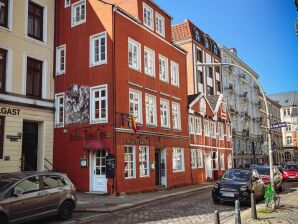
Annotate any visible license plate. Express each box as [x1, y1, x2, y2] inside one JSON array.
[[221, 192, 234, 197], [289, 176, 295, 179]]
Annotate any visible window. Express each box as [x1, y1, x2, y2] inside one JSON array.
[[197, 70, 203, 84], [145, 94, 157, 126], [26, 57, 42, 98], [55, 93, 64, 127], [210, 121, 216, 138], [71, 0, 86, 27], [216, 80, 221, 93], [206, 66, 213, 78], [155, 12, 165, 36], [139, 146, 149, 177], [95, 150, 106, 175], [172, 102, 181, 130], [194, 30, 201, 42], [0, 116, 4, 159], [220, 153, 225, 170], [227, 124, 231, 140], [160, 99, 170, 128], [207, 86, 213, 95], [213, 44, 219, 56], [14, 176, 40, 194], [143, 3, 153, 30], [195, 117, 201, 135], [65, 0, 71, 7], [283, 109, 287, 116], [90, 85, 107, 124], [212, 151, 218, 170], [197, 150, 203, 168], [129, 89, 142, 124], [287, 136, 293, 145], [204, 37, 210, 50], [227, 154, 232, 169], [56, 45, 66, 75], [159, 55, 168, 82], [128, 38, 141, 71], [28, 1, 44, 41], [90, 32, 107, 67], [286, 125, 292, 131], [0, 0, 8, 28], [204, 119, 210, 136], [144, 47, 155, 77], [124, 146, 135, 178], [189, 115, 195, 134], [215, 65, 220, 73], [191, 149, 197, 169], [170, 61, 179, 87], [218, 122, 224, 139], [0, 48, 7, 92], [287, 108, 291, 115], [43, 176, 59, 189], [196, 48, 202, 62], [172, 148, 184, 172]]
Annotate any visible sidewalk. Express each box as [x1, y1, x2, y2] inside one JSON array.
[[75, 183, 214, 213]]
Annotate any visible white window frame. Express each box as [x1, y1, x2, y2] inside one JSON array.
[[144, 47, 155, 77], [89, 32, 107, 67], [159, 55, 168, 82], [218, 122, 224, 139], [129, 88, 142, 124], [204, 119, 210, 136], [213, 151, 218, 170], [170, 61, 179, 87], [155, 12, 165, 37], [0, 0, 13, 30], [56, 45, 66, 75], [220, 153, 225, 170], [139, 146, 149, 177], [227, 124, 231, 140], [90, 84, 108, 124], [128, 38, 141, 72], [55, 93, 64, 128], [145, 93, 157, 126], [195, 117, 202, 135], [189, 115, 195, 134], [124, 146, 136, 179], [160, 98, 170, 128], [65, 0, 71, 8], [172, 148, 185, 172], [210, 121, 216, 138], [143, 3, 153, 30], [71, 0, 86, 27], [172, 102, 181, 130], [191, 149, 197, 169], [197, 149, 203, 168]]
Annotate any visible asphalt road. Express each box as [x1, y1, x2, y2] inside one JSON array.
[[29, 182, 298, 224]]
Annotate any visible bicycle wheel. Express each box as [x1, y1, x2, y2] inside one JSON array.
[[265, 193, 280, 212]]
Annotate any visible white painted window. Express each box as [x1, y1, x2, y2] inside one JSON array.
[[144, 47, 155, 77], [71, 0, 86, 27], [197, 150, 203, 168], [139, 146, 149, 177], [172, 102, 181, 130], [195, 117, 202, 135], [143, 3, 153, 30], [90, 85, 108, 124], [124, 146, 136, 178], [0, 0, 13, 30], [218, 122, 224, 139], [90, 32, 107, 67], [145, 94, 157, 126], [129, 89, 142, 124], [204, 119, 210, 136], [213, 151, 218, 170], [172, 148, 184, 172], [287, 136, 293, 145], [227, 124, 231, 140], [210, 121, 216, 138], [189, 115, 195, 134], [160, 98, 170, 128], [220, 153, 225, 170], [159, 55, 168, 82], [56, 45, 66, 75], [65, 0, 71, 7], [128, 38, 141, 71], [191, 149, 197, 169], [155, 12, 165, 36], [55, 93, 64, 127], [227, 153, 232, 169], [170, 61, 179, 87]]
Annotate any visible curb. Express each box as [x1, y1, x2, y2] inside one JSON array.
[[75, 184, 214, 213]]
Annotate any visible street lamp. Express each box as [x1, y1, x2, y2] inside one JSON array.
[[196, 62, 275, 189]]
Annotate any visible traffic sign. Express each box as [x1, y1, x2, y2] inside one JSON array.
[[270, 122, 287, 129]]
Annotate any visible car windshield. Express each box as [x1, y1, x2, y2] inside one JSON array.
[[284, 165, 298, 171], [222, 170, 250, 182], [255, 167, 270, 175], [0, 180, 14, 192]]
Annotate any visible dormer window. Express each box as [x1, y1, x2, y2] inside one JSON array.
[[213, 44, 219, 56], [204, 37, 210, 50], [194, 30, 201, 42], [155, 12, 165, 37], [143, 3, 153, 30]]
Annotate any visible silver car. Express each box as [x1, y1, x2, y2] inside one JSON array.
[[0, 171, 77, 224]]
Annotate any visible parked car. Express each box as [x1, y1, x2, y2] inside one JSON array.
[[251, 165, 283, 192], [212, 168, 265, 204], [283, 163, 298, 181], [0, 171, 77, 224]]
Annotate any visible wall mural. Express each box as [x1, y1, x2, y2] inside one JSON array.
[[65, 84, 90, 125]]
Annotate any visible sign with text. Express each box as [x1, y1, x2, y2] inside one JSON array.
[[126, 138, 149, 145], [0, 107, 21, 116], [270, 122, 287, 129]]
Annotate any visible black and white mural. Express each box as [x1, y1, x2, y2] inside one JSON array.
[[65, 84, 90, 125]]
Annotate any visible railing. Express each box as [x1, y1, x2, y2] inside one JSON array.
[[44, 158, 57, 171]]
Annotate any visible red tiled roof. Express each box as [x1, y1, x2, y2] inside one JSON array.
[[171, 19, 192, 42]]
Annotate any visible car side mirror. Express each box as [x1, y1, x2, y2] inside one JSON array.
[[13, 189, 23, 197]]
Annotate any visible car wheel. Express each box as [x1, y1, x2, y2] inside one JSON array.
[[0, 213, 7, 224], [58, 200, 74, 221]]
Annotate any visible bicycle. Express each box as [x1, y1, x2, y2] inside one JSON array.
[[264, 184, 280, 211]]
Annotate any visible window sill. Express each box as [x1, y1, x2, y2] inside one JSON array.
[[26, 35, 47, 45], [144, 73, 155, 78], [146, 124, 158, 128], [161, 126, 171, 130], [90, 61, 107, 67], [159, 78, 169, 84], [55, 124, 64, 128], [173, 128, 182, 132], [173, 170, 185, 173], [0, 26, 12, 32], [129, 67, 142, 73], [56, 72, 65, 76], [171, 83, 179, 88], [71, 20, 86, 28], [139, 175, 150, 178], [156, 31, 165, 38], [90, 120, 108, 125], [125, 177, 136, 180]]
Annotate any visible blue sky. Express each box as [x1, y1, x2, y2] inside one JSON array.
[[155, 0, 298, 95]]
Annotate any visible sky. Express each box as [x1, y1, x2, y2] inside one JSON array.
[[154, 0, 298, 95]]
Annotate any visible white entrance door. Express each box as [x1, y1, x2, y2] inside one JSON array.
[[204, 153, 212, 180], [160, 148, 167, 187], [91, 150, 107, 193]]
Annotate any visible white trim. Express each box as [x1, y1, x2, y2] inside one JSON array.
[[160, 98, 170, 128], [159, 54, 169, 83], [142, 2, 154, 31], [160, 91, 170, 98], [155, 12, 165, 37], [0, 45, 13, 92], [42, 60, 48, 99], [190, 144, 233, 150], [189, 115, 195, 134], [220, 153, 225, 170], [194, 116, 202, 135], [65, 0, 71, 8], [128, 37, 142, 72], [89, 84, 108, 124], [172, 148, 185, 172], [0, 0, 14, 30], [89, 31, 107, 67], [172, 101, 181, 130], [0, 93, 54, 107], [191, 149, 197, 169], [139, 146, 150, 177], [172, 96, 181, 101], [197, 149, 203, 168], [71, 0, 86, 27], [144, 46, 155, 77], [124, 145, 136, 179], [145, 93, 157, 126], [128, 81, 143, 89], [56, 44, 66, 75], [22, 54, 27, 95], [170, 60, 179, 87], [55, 92, 65, 128], [129, 88, 143, 124], [144, 87, 157, 93]]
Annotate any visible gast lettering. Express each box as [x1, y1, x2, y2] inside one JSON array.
[[0, 107, 21, 116]]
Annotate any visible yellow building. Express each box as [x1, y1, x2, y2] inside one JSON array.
[[0, 0, 54, 172]]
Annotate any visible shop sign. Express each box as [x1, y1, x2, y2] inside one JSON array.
[[126, 138, 149, 145], [6, 133, 22, 142], [70, 131, 110, 141], [80, 156, 88, 168], [0, 107, 21, 116]]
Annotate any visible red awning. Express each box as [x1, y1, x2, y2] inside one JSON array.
[[84, 139, 109, 151]]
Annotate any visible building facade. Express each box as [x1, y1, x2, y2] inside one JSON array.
[[220, 46, 263, 168], [268, 91, 298, 162], [0, 0, 55, 173]]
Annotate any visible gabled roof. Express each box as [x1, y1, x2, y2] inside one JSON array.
[[268, 91, 298, 107], [188, 93, 200, 106], [206, 95, 220, 111]]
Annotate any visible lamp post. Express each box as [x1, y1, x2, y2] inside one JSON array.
[[196, 62, 275, 189]]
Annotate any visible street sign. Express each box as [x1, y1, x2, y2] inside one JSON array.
[[270, 122, 287, 129]]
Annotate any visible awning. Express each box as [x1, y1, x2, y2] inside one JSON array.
[[84, 139, 109, 151]]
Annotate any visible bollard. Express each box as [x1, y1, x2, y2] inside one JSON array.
[[251, 192, 257, 219], [214, 210, 220, 224], [235, 200, 241, 224]]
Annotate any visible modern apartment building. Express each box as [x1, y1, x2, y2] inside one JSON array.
[[0, 0, 55, 173], [220, 46, 263, 168]]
